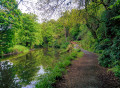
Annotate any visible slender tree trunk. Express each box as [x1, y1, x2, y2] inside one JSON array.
[[64, 27, 67, 42]]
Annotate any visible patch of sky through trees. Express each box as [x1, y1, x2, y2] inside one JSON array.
[[16, 0, 85, 23]]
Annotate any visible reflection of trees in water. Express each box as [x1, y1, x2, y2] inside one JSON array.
[[9, 48, 58, 86], [0, 48, 60, 87], [0, 61, 21, 88], [13, 53, 40, 86], [36, 48, 59, 67]]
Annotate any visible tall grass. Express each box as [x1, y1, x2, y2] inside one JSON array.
[[35, 50, 84, 88]]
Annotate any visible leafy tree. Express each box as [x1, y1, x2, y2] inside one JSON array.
[[17, 13, 43, 48], [0, 0, 22, 55]]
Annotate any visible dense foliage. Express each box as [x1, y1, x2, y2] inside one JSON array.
[[0, 0, 43, 55], [81, 0, 120, 77], [97, 0, 120, 77], [0, 0, 119, 78]]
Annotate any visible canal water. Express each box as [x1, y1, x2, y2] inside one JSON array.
[[0, 48, 60, 88]]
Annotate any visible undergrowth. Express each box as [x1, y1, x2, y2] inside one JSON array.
[[35, 50, 84, 88]]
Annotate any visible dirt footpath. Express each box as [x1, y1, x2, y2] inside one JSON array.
[[54, 49, 120, 88]]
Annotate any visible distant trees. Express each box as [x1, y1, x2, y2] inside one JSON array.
[[17, 13, 43, 48]]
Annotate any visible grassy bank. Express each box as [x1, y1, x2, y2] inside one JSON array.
[[7, 45, 29, 54], [35, 50, 84, 88], [1, 45, 31, 60]]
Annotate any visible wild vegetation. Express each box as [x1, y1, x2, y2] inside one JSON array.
[[36, 50, 83, 88], [0, 0, 120, 87]]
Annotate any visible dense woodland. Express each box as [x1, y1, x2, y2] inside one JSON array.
[[0, 0, 120, 79]]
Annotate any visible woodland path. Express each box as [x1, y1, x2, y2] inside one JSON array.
[[54, 48, 120, 88]]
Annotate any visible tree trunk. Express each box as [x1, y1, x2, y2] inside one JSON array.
[[64, 27, 67, 42]]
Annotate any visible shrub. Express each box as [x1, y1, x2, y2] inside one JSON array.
[[109, 65, 120, 78], [8, 45, 29, 53], [60, 42, 70, 49]]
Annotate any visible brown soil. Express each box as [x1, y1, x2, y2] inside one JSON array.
[[54, 49, 120, 88]]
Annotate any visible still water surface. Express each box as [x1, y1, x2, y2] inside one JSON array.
[[0, 48, 59, 88]]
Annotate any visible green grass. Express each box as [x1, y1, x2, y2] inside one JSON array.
[[108, 65, 120, 78], [77, 51, 84, 58], [8, 45, 29, 53], [35, 50, 84, 88]]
